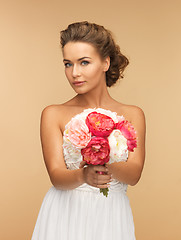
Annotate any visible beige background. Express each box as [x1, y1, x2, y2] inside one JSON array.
[[0, 0, 181, 239]]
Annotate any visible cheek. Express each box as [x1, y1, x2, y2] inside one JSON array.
[[65, 69, 71, 80], [85, 65, 103, 78]]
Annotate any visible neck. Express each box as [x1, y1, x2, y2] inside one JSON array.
[[74, 83, 113, 109]]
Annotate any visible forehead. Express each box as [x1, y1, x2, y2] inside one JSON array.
[[63, 41, 100, 59]]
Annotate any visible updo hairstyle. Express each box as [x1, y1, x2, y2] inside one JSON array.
[[60, 21, 129, 87]]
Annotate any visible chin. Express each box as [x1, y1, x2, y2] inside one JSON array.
[[71, 85, 89, 94], [73, 89, 88, 95], [71, 82, 97, 95]]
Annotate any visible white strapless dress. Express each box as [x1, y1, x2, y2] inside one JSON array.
[[31, 108, 136, 240]]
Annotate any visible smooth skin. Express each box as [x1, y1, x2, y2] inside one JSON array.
[[40, 42, 146, 190]]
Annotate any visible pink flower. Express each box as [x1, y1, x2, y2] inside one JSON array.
[[81, 137, 110, 165], [67, 118, 91, 148], [116, 120, 137, 152], [86, 112, 115, 137], [127, 139, 137, 152]]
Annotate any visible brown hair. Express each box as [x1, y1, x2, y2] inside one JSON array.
[[60, 21, 129, 87]]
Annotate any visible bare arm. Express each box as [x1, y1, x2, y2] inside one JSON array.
[[106, 106, 146, 186], [40, 105, 111, 190], [40, 106, 85, 190]]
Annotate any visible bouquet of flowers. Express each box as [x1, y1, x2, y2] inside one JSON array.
[[63, 108, 137, 197]]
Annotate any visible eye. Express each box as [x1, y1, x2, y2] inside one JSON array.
[[64, 62, 72, 68], [81, 61, 89, 66]]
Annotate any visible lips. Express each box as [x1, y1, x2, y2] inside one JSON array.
[[73, 81, 86, 86]]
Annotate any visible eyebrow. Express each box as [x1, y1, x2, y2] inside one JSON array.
[[63, 57, 91, 62]]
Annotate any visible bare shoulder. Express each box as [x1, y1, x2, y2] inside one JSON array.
[[127, 105, 146, 136], [117, 103, 145, 123], [114, 102, 146, 137], [40, 102, 83, 133], [41, 104, 69, 131], [41, 104, 65, 120], [41, 103, 68, 114], [126, 105, 145, 123], [118, 103, 146, 147]]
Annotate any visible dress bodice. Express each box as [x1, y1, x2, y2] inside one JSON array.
[[62, 108, 129, 194]]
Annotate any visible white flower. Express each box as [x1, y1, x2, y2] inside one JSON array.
[[108, 129, 128, 163], [117, 115, 125, 123], [63, 135, 81, 161]]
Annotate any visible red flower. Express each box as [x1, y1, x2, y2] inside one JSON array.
[[81, 137, 110, 165], [116, 120, 137, 152], [86, 112, 115, 137]]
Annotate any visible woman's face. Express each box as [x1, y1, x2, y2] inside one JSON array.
[[62, 41, 109, 94]]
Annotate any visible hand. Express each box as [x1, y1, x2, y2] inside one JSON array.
[[79, 161, 112, 189]]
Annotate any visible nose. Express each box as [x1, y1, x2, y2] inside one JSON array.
[[72, 64, 81, 78]]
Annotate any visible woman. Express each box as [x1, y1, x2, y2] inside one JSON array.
[[32, 21, 146, 239]]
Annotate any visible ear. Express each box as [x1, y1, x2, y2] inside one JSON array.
[[103, 56, 110, 72]]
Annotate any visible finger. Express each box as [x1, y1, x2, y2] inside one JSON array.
[[96, 178, 112, 185], [105, 162, 110, 166], [94, 165, 108, 172], [93, 176, 112, 185], [79, 161, 87, 168], [92, 177, 109, 188], [105, 163, 113, 173], [96, 171, 106, 175], [94, 183, 110, 189], [97, 173, 112, 180]]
